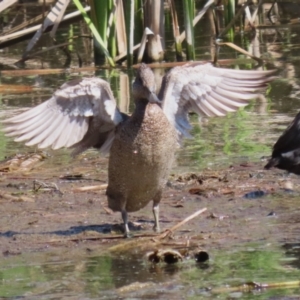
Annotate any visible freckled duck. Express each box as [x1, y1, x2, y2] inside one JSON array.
[[4, 63, 275, 236], [265, 112, 300, 175]]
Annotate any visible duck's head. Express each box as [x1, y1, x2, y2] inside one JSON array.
[[132, 63, 161, 104]]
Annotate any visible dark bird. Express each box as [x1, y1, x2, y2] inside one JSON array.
[[3, 63, 275, 236], [265, 112, 300, 174]]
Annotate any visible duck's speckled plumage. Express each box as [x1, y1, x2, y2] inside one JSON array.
[[3, 62, 276, 236], [107, 102, 177, 233]]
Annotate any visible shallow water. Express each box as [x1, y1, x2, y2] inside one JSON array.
[[1, 1, 300, 299], [1, 242, 300, 299]]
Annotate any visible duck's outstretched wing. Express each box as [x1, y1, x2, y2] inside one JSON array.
[[159, 63, 276, 138], [3, 77, 126, 156]]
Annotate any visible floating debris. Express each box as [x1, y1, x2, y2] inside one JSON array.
[[59, 174, 84, 181], [6, 182, 27, 190], [146, 249, 183, 264], [209, 213, 228, 220], [194, 250, 209, 263], [243, 190, 267, 199], [117, 282, 155, 294]]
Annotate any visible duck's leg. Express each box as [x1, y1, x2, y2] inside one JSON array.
[[121, 209, 131, 237], [152, 190, 162, 232], [107, 191, 131, 237]]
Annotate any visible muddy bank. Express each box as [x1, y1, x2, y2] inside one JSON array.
[[0, 150, 298, 258]]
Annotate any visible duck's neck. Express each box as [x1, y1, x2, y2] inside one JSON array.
[[133, 98, 148, 113]]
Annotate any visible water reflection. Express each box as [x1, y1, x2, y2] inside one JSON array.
[[0, 244, 300, 299], [282, 244, 300, 270], [0, 250, 183, 299]]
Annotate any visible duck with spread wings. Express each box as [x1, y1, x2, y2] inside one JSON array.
[[4, 63, 275, 236]]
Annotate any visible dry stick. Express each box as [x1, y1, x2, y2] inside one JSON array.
[[244, 6, 254, 28], [36, 208, 208, 245], [0, 190, 34, 202], [114, 43, 140, 62], [257, 23, 298, 29], [212, 280, 300, 294], [250, 0, 264, 25], [67, 207, 207, 242], [50, 0, 71, 39], [137, 27, 154, 63], [0, 85, 34, 93], [169, 0, 182, 59], [15, 38, 85, 64], [0, 6, 91, 44], [115, 0, 127, 54], [0, 66, 98, 77], [217, 41, 263, 64], [0, 0, 17, 14], [73, 184, 108, 192], [3, 12, 45, 35], [158, 207, 207, 239], [6, 35, 90, 65], [134, 58, 258, 70]]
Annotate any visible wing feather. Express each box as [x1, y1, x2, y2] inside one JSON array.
[[160, 62, 275, 138], [199, 96, 226, 116], [4, 101, 49, 123], [60, 117, 85, 148], [4, 77, 126, 155], [15, 112, 57, 143], [210, 90, 248, 108], [206, 94, 236, 113], [26, 113, 70, 148], [33, 114, 67, 148], [215, 86, 259, 100]]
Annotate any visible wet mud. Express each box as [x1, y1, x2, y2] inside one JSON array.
[[0, 149, 299, 258]]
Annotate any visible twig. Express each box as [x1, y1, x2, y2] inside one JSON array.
[[158, 207, 207, 239], [212, 280, 300, 294], [216, 41, 263, 64], [0, 6, 91, 44], [73, 184, 108, 192], [33, 180, 63, 196], [0, 190, 34, 202]]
